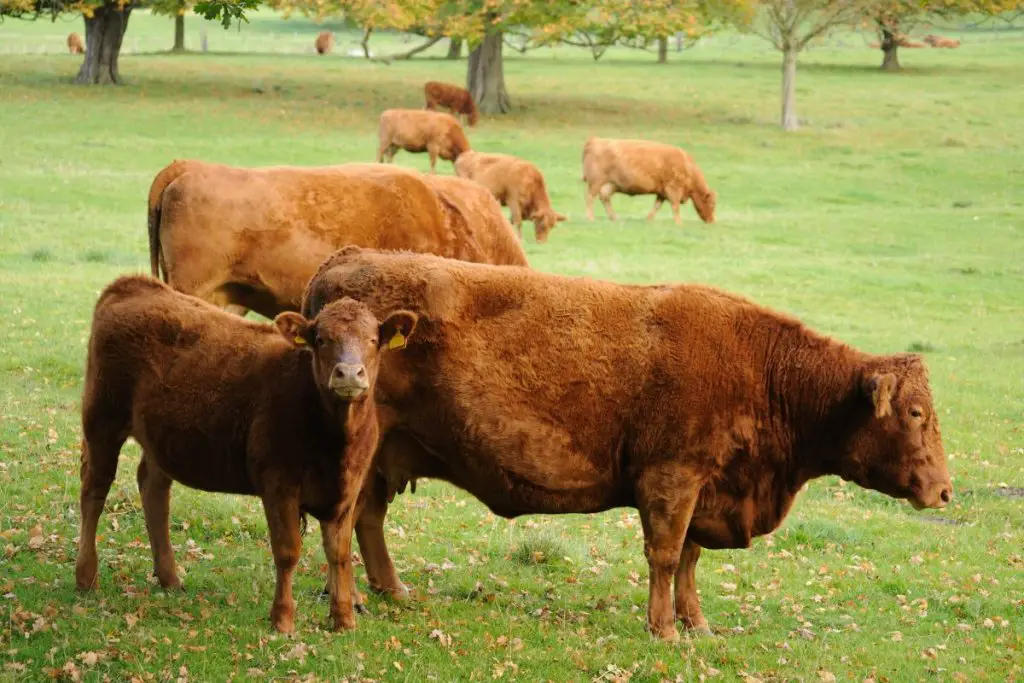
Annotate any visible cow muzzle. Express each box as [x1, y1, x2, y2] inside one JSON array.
[[910, 483, 953, 510], [328, 362, 369, 399]]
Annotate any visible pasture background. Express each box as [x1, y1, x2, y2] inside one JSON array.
[[1, 11, 1023, 681]]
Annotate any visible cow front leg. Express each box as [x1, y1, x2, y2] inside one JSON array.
[[646, 197, 664, 221], [262, 493, 302, 633], [636, 468, 702, 642], [674, 539, 711, 634], [508, 201, 524, 240], [355, 472, 409, 600], [320, 516, 357, 631]]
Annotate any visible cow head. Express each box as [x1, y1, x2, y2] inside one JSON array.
[[839, 355, 952, 510], [534, 210, 568, 243], [447, 129, 471, 161], [275, 299, 418, 403], [693, 188, 717, 224]]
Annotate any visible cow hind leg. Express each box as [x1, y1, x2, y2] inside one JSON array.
[[636, 467, 702, 642], [75, 428, 127, 590], [262, 493, 302, 633], [599, 183, 618, 221], [674, 539, 712, 634], [584, 184, 599, 221], [355, 473, 409, 600], [137, 457, 181, 590]]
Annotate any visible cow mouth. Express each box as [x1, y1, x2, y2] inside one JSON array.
[[329, 381, 369, 400]]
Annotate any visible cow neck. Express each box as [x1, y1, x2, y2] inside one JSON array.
[[763, 321, 869, 487], [316, 386, 377, 450]]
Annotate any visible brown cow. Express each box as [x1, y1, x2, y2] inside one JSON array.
[[897, 36, 928, 48], [582, 137, 716, 226], [454, 150, 567, 243], [303, 248, 953, 641], [424, 81, 479, 127], [377, 109, 470, 173], [146, 160, 526, 320], [420, 174, 530, 266], [76, 275, 418, 633], [67, 32, 85, 55], [315, 31, 334, 55]]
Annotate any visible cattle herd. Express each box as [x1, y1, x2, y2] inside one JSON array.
[[75, 79, 954, 643]]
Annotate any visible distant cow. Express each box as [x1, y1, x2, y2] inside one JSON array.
[[455, 151, 567, 243], [67, 33, 84, 55], [582, 137, 716, 226], [897, 36, 928, 48], [424, 81, 479, 127], [377, 109, 470, 173], [304, 247, 953, 641], [420, 174, 530, 266], [76, 275, 418, 633], [924, 34, 960, 48], [315, 31, 334, 55], [146, 160, 525, 320]]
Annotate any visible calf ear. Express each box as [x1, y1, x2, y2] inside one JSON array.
[[379, 310, 419, 352], [864, 373, 898, 418], [274, 312, 313, 347]]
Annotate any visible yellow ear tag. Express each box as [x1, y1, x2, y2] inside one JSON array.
[[388, 331, 406, 350], [294, 336, 307, 345]]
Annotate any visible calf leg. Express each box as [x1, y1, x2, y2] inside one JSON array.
[[599, 183, 618, 221], [674, 539, 711, 634], [636, 466, 702, 642], [646, 197, 664, 221], [320, 515, 358, 631], [136, 457, 181, 589], [509, 201, 524, 240], [262, 493, 302, 633], [355, 473, 409, 600], [75, 430, 126, 590]]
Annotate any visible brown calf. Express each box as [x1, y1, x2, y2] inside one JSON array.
[[424, 81, 479, 127], [304, 248, 953, 641], [377, 109, 470, 173], [454, 150, 567, 243], [582, 137, 716, 226], [315, 31, 334, 55], [76, 275, 417, 633], [146, 160, 525, 320], [67, 32, 85, 55]]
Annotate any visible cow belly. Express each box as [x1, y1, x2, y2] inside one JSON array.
[[135, 422, 255, 495]]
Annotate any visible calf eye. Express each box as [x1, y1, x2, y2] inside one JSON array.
[[909, 408, 923, 419]]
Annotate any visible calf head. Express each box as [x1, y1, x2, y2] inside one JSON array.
[[840, 355, 952, 510], [275, 299, 418, 402], [693, 188, 717, 224], [534, 209, 568, 243]]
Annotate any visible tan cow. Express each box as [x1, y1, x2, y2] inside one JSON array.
[[304, 247, 953, 641], [377, 109, 470, 173], [424, 81, 479, 127], [78, 275, 418, 633], [925, 35, 961, 48], [315, 31, 334, 55], [582, 137, 716, 226], [455, 150, 567, 243], [67, 32, 85, 55], [146, 160, 526, 320]]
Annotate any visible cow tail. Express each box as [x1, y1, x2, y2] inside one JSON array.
[[148, 196, 167, 282]]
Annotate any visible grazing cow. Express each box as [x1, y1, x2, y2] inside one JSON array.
[[76, 275, 418, 633], [420, 174, 530, 266], [304, 247, 953, 641], [377, 109, 470, 173], [67, 32, 85, 55], [454, 150, 567, 243], [315, 31, 334, 55], [582, 137, 716, 226], [146, 160, 525, 320], [897, 36, 928, 48], [424, 81, 479, 127]]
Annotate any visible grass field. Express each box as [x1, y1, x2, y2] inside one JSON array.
[[1, 10, 1023, 682]]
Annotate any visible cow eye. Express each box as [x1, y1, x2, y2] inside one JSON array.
[[909, 408, 923, 419]]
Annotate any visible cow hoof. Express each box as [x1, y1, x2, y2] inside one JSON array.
[[354, 603, 370, 616], [329, 612, 356, 632], [685, 625, 713, 638], [271, 604, 296, 634], [158, 575, 183, 591], [75, 575, 98, 591], [649, 625, 681, 643]]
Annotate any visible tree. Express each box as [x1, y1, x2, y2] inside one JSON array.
[[172, 0, 187, 52], [0, 0, 255, 84], [865, 0, 1024, 70], [748, 0, 879, 130]]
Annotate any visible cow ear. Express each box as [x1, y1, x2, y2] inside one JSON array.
[[864, 373, 898, 418], [555, 211, 568, 222], [379, 310, 419, 352], [275, 312, 313, 347]]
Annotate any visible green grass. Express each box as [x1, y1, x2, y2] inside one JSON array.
[[2, 10, 1023, 682]]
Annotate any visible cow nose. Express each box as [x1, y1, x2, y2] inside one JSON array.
[[329, 363, 369, 397], [939, 487, 952, 505]]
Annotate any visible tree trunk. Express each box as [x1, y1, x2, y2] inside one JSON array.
[[781, 46, 798, 131], [880, 28, 900, 70], [76, 2, 132, 85], [467, 30, 510, 115], [173, 12, 185, 52], [657, 36, 668, 63], [447, 38, 462, 59]]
